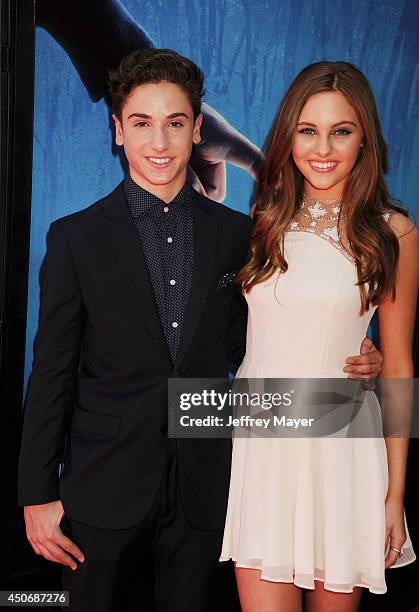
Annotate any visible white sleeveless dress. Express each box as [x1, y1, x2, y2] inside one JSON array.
[[220, 201, 416, 594]]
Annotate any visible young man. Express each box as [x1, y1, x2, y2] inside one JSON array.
[[18, 49, 383, 611]]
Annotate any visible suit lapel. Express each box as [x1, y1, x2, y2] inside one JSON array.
[[175, 190, 217, 369], [102, 183, 171, 364]]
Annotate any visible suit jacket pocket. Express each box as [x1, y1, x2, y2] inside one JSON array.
[[72, 405, 120, 438]]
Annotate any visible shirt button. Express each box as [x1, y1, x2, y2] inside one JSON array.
[[169, 279, 176, 286], [172, 322, 178, 328], [163, 206, 169, 213], [167, 237, 173, 243]]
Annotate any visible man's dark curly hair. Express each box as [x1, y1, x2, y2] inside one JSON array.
[[108, 48, 205, 120]]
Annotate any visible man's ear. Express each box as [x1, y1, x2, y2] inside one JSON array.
[[112, 114, 124, 146], [192, 113, 203, 145]]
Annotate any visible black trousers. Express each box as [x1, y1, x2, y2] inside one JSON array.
[[60, 441, 239, 612]]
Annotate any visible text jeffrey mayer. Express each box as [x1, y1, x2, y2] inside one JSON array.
[[227, 415, 315, 429]]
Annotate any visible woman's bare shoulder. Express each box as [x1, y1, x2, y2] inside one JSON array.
[[386, 211, 417, 240]]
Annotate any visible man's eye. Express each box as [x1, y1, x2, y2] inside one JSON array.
[[169, 121, 183, 128], [299, 128, 316, 135], [135, 121, 148, 128]]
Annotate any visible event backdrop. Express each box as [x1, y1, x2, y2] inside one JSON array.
[[25, 0, 418, 386]]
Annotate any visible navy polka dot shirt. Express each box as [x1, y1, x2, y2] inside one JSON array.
[[123, 174, 194, 363]]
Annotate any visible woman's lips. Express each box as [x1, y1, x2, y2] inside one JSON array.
[[308, 160, 339, 173]]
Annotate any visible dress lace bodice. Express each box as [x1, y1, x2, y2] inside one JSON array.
[[287, 195, 354, 262], [287, 195, 392, 264]]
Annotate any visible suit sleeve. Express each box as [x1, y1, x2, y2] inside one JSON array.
[[227, 217, 253, 371], [18, 221, 84, 505]]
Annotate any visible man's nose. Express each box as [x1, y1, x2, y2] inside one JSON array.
[[149, 126, 169, 151]]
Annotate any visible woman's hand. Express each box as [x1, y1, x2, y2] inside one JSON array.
[[384, 496, 407, 569]]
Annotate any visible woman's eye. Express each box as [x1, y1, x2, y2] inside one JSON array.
[[334, 128, 352, 135], [299, 128, 316, 135]]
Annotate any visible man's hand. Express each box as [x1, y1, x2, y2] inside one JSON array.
[[24, 500, 84, 570], [188, 103, 263, 202], [343, 337, 383, 380]]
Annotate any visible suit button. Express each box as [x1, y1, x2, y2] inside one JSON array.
[[160, 425, 168, 434]]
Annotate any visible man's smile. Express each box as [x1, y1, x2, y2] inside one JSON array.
[[146, 156, 174, 169]]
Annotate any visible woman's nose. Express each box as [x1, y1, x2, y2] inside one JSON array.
[[314, 134, 333, 157]]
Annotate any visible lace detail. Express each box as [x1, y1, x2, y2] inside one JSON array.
[[287, 195, 355, 263], [286, 197, 394, 263]]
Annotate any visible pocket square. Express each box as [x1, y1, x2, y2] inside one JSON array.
[[215, 271, 236, 291]]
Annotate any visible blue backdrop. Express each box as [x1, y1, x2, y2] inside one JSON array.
[[25, 0, 419, 386]]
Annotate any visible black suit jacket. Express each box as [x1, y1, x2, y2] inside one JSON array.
[[18, 183, 252, 530]]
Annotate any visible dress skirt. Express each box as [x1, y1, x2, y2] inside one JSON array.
[[220, 432, 415, 593]]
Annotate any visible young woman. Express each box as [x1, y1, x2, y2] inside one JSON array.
[[220, 61, 417, 611]]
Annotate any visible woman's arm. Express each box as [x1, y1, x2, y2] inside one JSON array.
[[377, 212, 418, 568]]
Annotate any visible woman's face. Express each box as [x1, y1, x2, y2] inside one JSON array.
[[292, 90, 364, 200]]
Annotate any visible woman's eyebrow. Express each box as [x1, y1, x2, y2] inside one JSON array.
[[296, 120, 358, 127]]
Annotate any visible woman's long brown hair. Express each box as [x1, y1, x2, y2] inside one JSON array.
[[238, 61, 400, 314]]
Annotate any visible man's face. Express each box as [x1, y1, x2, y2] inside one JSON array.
[[113, 82, 202, 200]]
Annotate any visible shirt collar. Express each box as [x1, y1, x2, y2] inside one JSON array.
[[123, 174, 193, 219]]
